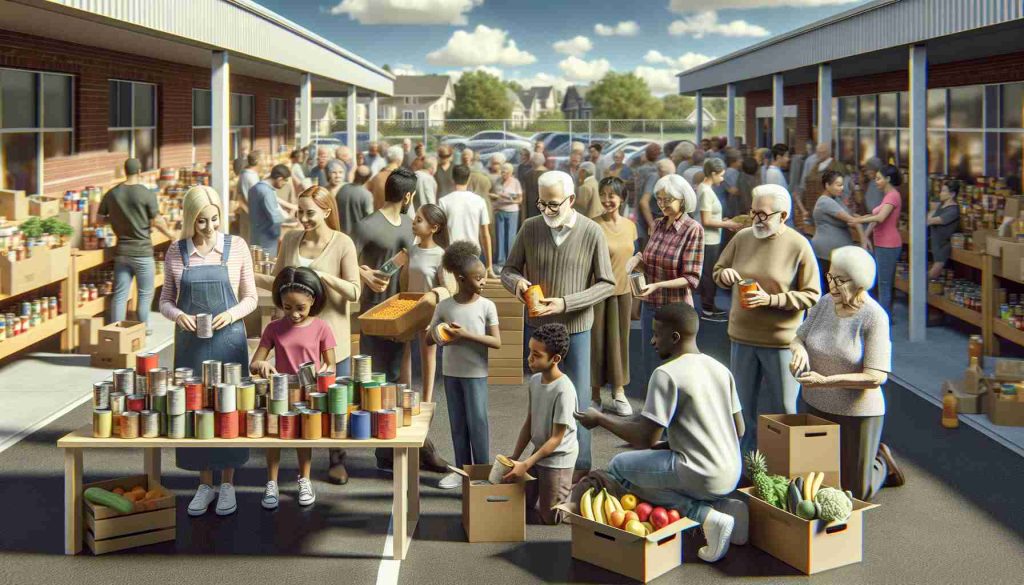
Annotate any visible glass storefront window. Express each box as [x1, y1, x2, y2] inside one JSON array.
[[899, 92, 909, 128], [1, 133, 38, 193], [134, 129, 155, 172], [108, 80, 157, 170], [839, 97, 857, 127], [43, 131, 72, 159], [108, 130, 130, 154], [899, 129, 909, 167], [928, 89, 946, 128], [949, 86, 983, 129], [1000, 133, 1022, 192], [1001, 83, 1023, 129], [2, 68, 74, 192], [927, 131, 946, 174], [858, 129, 876, 166], [43, 74, 71, 129], [193, 89, 212, 127], [948, 131, 984, 179], [878, 93, 897, 128], [858, 95, 876, 128], [878, 129, 898, 165], [1, 69, 37, 129], [838, 128, 857, 166]]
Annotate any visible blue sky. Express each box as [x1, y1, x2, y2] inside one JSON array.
[[253, 0, 868, 95]]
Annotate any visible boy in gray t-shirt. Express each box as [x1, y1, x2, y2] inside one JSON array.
[[506, 324, 577, 524]]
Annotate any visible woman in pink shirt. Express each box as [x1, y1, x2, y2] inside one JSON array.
[[849, 165, 902, 320]]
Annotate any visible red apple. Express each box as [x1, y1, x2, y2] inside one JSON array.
[[667, 509, 681, 524], [623, 510, 639, 525], [635, 502, 653, 523], [650, 507, 670, 530]]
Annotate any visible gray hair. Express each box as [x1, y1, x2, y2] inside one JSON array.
[[654, 174, 696, 214], [672, 141, 695, 160], [570, 141, 585, 153], [491, 152, 506, 165], [691, 148, 706, 165], [386, 145, 404, 164], [752, 184, 792, 214], [501, 162, 514, 174], [656, 158, 675, 175], [830, 245, 876, 290], [538, 170, 575, 197], [703, 157, 725, 176], [424, 155, 438, 172], [530, 152, 547, 167], [579, 161, 596, 177]]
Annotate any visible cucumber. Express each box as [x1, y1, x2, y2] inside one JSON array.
[[794, 476, 804, 495], [84, 487, 134, 514], [787, 482, 802, 513]]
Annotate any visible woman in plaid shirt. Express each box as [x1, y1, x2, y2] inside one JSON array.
[[626, 174, 705, 385]]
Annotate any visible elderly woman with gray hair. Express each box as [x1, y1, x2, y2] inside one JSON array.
[[492, 161, 523, 268], [790, 246, 903, 500], [626, 174, 705, 383], [697, 157, 743, 319], [714, 184, 820, 455]]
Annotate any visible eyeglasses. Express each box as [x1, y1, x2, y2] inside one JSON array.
[[749, 209, 784, 223], [655, 196, 678, 207], [825, 273, 851, 287], [537, 197, 571, 213]]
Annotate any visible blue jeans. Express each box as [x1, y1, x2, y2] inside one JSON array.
[[608, 450, 714, 523], [495, 210, 518, 266], [524, 325, 592, 471], [444, 376, 490, 467], [874, 246, 900, 321], [112, 255, 155, 327], [731, 341, 800, 455], [640, 302, 658, 388]]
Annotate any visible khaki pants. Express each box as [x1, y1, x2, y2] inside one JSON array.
[[526, 465, 574, 525]]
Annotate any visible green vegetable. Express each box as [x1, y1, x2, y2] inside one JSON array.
[[814, 487, 853, 523], [745, 450, 789, 510], [84, 487, 133, 514], [796, 500, 817, 520], [794, 476, 804, 496], [787, 482, 802, 513]]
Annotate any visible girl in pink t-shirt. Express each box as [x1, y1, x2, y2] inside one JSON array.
[[849, 164, 903, 321], [250, 267, 336, 510]]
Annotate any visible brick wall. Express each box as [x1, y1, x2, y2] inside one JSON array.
[[743, 50, 1024, 150], [0, 29, 297, 195]]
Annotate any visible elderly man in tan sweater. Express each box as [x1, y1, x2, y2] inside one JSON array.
[[714, 183, 820, 455]]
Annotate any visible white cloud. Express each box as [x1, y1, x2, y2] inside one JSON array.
[[552, 36, 593, 57], [446, 66, 505, 83], [508, 72, 571, 93], [558, 56, 611, 83], [328, 0, 482, 25], [390, 63, 424, 76], [668, 11, 769, 38], [643, 50, 714, 71], [633, 66, 680, 96], [594, 21, 639, 36], [669, 0, 856, 10], [427, 25, 537, 67]]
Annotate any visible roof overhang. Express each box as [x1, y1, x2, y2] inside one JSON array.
[[677, 0, 1024, 97], [2, 0, 393, 97]]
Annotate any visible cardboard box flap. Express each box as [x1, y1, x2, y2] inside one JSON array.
[[450, 464, 535, 482], [554, 502, 698, 543]]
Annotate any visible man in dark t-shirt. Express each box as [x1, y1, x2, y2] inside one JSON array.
[[98, 158, 175, 333]]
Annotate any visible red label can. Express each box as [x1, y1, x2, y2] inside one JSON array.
[[136, 352, 158, 377], [279, 412, 299, 439], [126, 394, 146, 412], [317, 372, 336, 393], [184, 380, 204, 411], [376, 409, 397, 440], [215, 410, 239, 439]]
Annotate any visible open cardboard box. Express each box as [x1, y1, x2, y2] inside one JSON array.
[[742, 486, 877, 575], [554, 501, 698, 583], [449, 464, 534, 543], [358, 292, 432, 342], [985, 388, 1024, 426], [0, 189, 29, 221], [758, 414, 841, 489], [96, 320, 146, 354], [83, 474, 175, 555], [28, 194, 61, 218]]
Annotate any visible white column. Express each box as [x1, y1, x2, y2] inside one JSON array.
[[694, 90, 704, 143], [299, 73, 312, 148], [211, 50, 230, 232], [346, 86, 358, 154], [369, 93, 379, 143], [908, 45, 928, 342], [772, 73, 785, 145], [726, 83, 736, 146], [817, 64, 833, 149]]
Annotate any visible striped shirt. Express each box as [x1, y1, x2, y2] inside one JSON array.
[[159, 233, 258, 324], [642, 214, 704, 308]]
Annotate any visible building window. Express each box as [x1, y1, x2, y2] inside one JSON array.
[[192, 89, 255, 163], [403, 111, 414, 121], [192, 88, 212, 164], [1, 68, 74, 194], [270, 98, 288, 155], [231, 93, 255, 159], [416, 111, 426, 121], [109, 80, 157, 171]]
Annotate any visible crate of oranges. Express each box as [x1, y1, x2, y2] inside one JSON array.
[[358, 293, 434, 341]]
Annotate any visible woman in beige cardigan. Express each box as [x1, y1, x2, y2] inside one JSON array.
[[256, 186, 360, 485]]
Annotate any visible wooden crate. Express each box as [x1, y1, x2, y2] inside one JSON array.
[[83, 474, 175, 555], [498, 315, 525, 330], [488, 376, 525, 385]]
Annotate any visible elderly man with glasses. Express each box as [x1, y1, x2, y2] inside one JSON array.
[[502, 170, 616, 482], [713, 184, 821, 455]]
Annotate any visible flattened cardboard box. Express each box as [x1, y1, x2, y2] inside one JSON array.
[[758, 414, 840, 488], [450, 464, 534, 543], [554, 501, 698, 583], [742, 486, 877, 575]]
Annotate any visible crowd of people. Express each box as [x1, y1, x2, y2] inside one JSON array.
[[98, 130, 938, 563]]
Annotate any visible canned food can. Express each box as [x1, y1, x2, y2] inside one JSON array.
[[402, 406, 412, 427], [352, 355, 372, 382], [376, 409, 397, 439], [136, 353, 159, 378], [195, 410, 215, 439], [202, 360, 222, 387], [196, 313, 213, 339], [140, 410, 160, 438], [349, 410, 371, 439], [148, 367, 170, 395], [308, 392, 328, 412], [113, 368, 135, 394], [92, 382, 111, 410], [120, 412, 140, 439], [127, 394, 146, 412], [173, 367, 194, 386], [290, 386, 305, 405], [361, 383, 382, 412], [525, 284, 545, 317], [317, 371, 336, 393], [253, 377, 269, 397], [215, 410, 239, 438], [628, 272, 647, 297], [268, 399, 288, 415], [302, 410, 323, 440], [215, 383, 237, 412], [237, 382, 256, 411], [270, 373, 289, 401], [330, 413, 348, 438], [267, 413, 280, 436], [381, 384, 398, 410], [167, 414, 186, 439], [184, 378, 205, 410], [739, 279, 761, 310], [488, 454, 515, 484], [135, 374, 148, 396], [223, 362, 243, 385], [279, 412, 299, 439], [167, 386, 186, 416], [93, 409, 112, 438], [297, 361, 317, 389], [246, 410, 266, 438]]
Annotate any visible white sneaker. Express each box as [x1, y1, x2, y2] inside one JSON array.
[[187, 484, 216, 517], [297, 477, 316, 506], [262, 481, 279, 510], [215, 483, 237, 516], [605, 396, 633, 416], [714, 497, 749, 545], [590, 399, 602, 412], [698, 508, 734, 563], [438, 471, 462, 489]]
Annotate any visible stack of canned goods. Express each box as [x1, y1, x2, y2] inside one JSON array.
[[0, 296, 61, 341], [999, 292, 1024, 330], [81, 226, 117, 250]]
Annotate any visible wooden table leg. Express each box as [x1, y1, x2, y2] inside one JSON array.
[[144, 447, 161, 487], [392, 447, 409, 560], [64, 448, 82, 555], [408, 445, 420, 523]]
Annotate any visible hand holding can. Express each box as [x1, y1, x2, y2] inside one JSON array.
[[739, 279, 762, 309]]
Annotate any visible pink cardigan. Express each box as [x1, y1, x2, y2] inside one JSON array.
[[159, 233, 258, 324]]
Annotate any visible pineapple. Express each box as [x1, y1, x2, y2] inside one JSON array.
[[744, 450, 777, 507]]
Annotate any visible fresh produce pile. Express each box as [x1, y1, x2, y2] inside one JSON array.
[[84, 484, 165, 514], [579, 488, 681, 537], [745, 450, 854, 523]]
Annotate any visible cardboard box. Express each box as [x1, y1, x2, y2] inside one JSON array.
[[942, 380, 985, 414], [58, 209, 85, 249], [96, 320, 146, 355], [48, 244, 71, 284], [554, 501, 698, 583], [83, 474, 175, 555], [758, 414, 840, 488], [91, 351, 137, 369], [449, 464, 534, 542], [985, 389, 1024, 426], [743, 487, 876, 574], [0, 245, 53, 295], [993, 357, 1024, 378], [28, 195, 61, 219], [0, 189, 29, 221], [970, 228, 996, 254], [358, 292, 432, 342], [77, 316, 104, 352]]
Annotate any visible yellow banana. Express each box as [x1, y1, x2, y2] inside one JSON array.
[[811, 472, 825, 499], [604, 490, 617, 519], [593, 489, 606, 524], [580, 488, 594, 520], [608, 493, 624, 513], [803, 473, 815, 501]]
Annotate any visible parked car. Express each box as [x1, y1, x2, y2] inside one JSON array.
[[330, 131, 371, 151], [468, 130, 530, 143], [599, 138, 660, 168], [480, 148, 523, 167]]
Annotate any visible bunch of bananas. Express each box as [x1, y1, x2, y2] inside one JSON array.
[[579, 487, 623, 524]]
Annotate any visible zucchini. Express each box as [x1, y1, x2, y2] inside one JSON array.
[[794, 476, 804, 496], [787, 482, 802, 513], [84, 487, 134, 514]]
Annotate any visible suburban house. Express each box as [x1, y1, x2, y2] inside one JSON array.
[[378, 75, 454, 123], [507, 88, 527, 127], [562, 85, 593, 119], [301, 100, 337, 138], [686, 106, 716, 130], [518, 86, 560, 120]]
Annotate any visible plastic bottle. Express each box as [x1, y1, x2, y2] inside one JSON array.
[[942, 387, 959, 429], [963, 356, 983, 395]]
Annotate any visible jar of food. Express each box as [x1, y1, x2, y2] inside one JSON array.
[[967, 335, 983, 364]]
